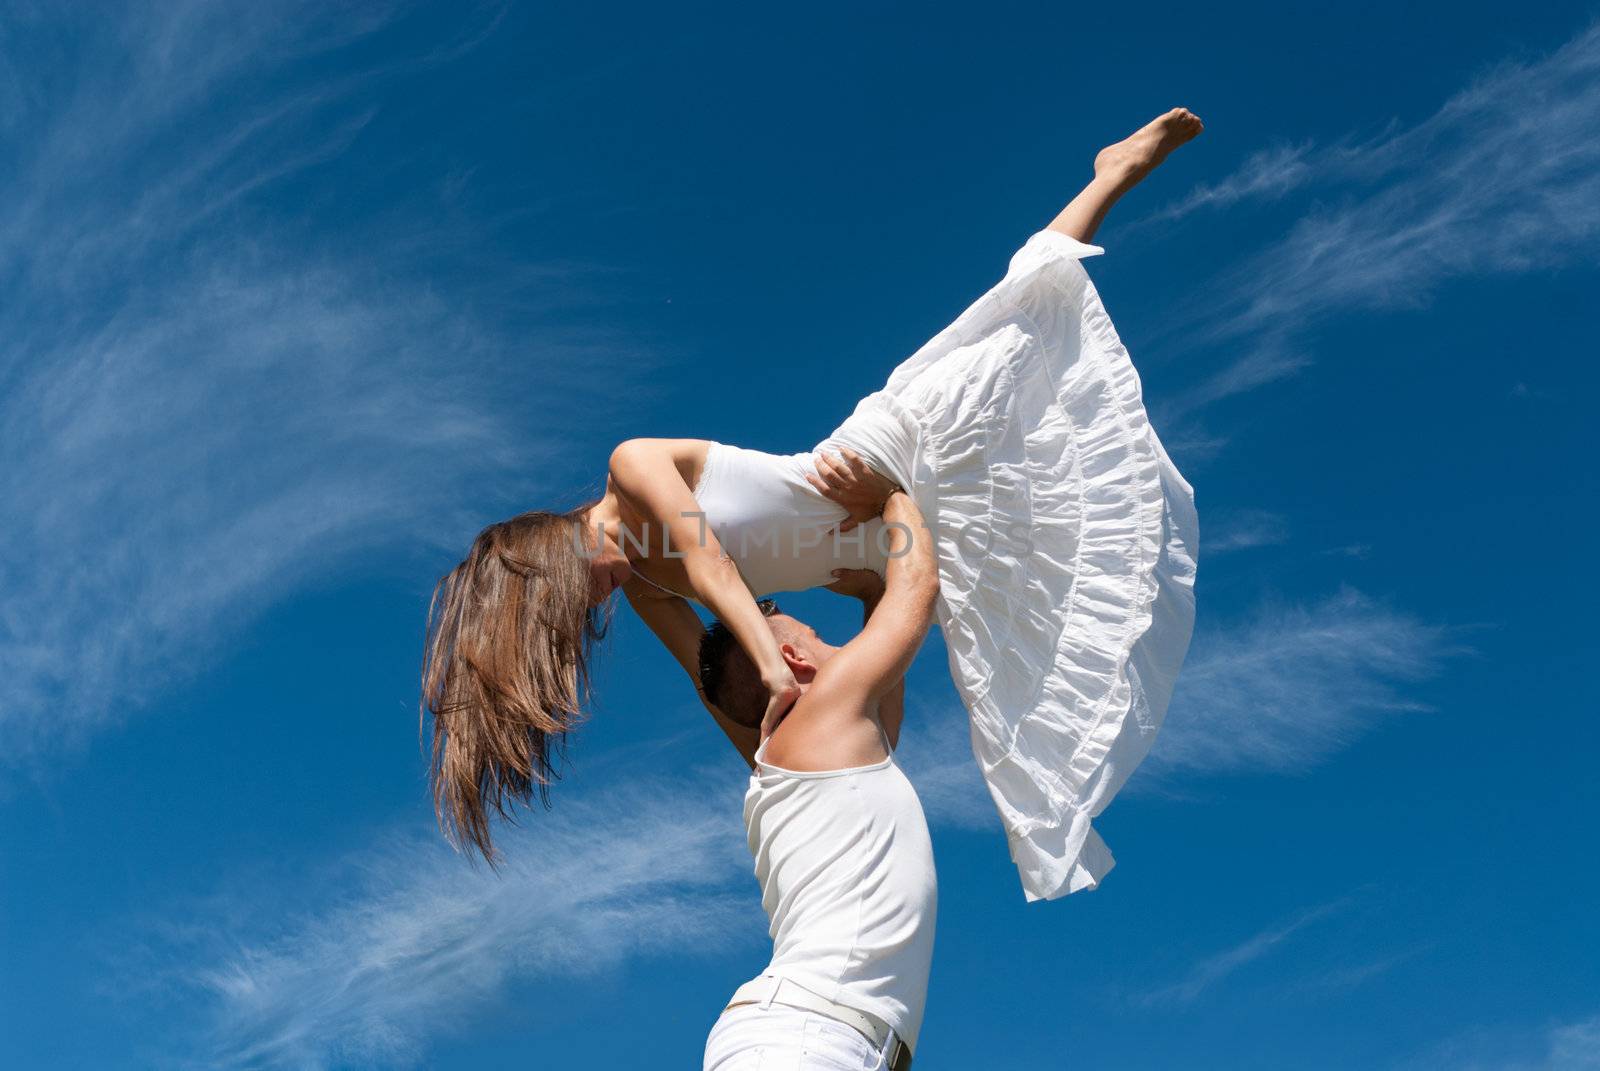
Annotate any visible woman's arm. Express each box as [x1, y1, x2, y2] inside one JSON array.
[[623, 582, 758, 767], [608, 439, 801, 732]]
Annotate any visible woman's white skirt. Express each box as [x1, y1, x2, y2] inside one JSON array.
[[822, 231, 1199, 902]]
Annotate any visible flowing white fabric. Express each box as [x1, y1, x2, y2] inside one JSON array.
[[819, 231, 1200, 901], [690, 232, 1198, 900]]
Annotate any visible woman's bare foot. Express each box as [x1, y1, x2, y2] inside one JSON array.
[[1047, 107, 1204, 243], [1094, 107, 1204, 190]]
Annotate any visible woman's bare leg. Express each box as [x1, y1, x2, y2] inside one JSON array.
[[1048, 108, 1204, 243]]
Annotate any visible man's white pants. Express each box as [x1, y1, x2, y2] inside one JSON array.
[[704, 1004, 890, 1070]]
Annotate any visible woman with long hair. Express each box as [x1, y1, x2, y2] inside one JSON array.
[[423, 108, 1203, 901]]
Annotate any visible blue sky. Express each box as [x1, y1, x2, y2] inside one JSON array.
[[2, 2, 1598, 1068]]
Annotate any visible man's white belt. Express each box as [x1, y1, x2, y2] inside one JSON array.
[[725, 976, 912, 1070]]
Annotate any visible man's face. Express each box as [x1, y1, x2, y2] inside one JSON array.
[[767, 612, 839, 670]]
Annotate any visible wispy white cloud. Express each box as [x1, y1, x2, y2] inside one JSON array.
[[901, 588, 1459, 824], [1161, 21, 1600, 415], [125, 584, 1460, 1064], [1148, 589, 1462, 778], [1203, 508, 1290, 555], [893, 690, 997, 832], [1139, 900, 1347, 1006], [1142, 142, 1316, 223], [1397, 1012, 1600, 1071], [1158, 334, 1312, 423], [138, 772, 756, 1070], [1293, 947, 1419, 994], [1539, 1018, 1600, 1071], [0, 6, 643, 763]]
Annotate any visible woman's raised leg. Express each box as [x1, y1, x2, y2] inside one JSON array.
[[1047, 107, 1204, 243]]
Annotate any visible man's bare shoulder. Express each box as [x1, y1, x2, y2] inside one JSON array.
[[761, 672, 885, 773]]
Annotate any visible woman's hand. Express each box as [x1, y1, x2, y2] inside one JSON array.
[[805, 448, 898, 532], [826, 567, 885, 604], [760, 666, 803, 742]]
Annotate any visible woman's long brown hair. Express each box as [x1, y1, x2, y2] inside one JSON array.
[[421, 505, 607, 862]]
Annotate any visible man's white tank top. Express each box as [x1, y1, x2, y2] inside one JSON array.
[[741, 741, 937, 1049]]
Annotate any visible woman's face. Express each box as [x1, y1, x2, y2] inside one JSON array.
[[585, 526, 632, 606]]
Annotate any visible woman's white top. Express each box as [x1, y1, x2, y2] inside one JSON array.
[[691, 444, 890, 597], [696, 231, 1199, 901], [742, 742, 937, 1050]]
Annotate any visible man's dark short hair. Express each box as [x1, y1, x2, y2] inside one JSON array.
[[697, 599, 781, 729]]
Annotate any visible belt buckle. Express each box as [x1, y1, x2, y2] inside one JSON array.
[[885, 1035, 912, 1071]]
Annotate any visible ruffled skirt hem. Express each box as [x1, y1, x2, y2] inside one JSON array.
[[825, 230, 1198, 901]]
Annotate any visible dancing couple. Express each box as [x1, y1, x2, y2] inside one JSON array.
[[423, 108, 1204, 1070]]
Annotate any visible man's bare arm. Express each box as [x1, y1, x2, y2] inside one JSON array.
[[813, 492, 938, 708], [622, 582, 758, 767], [826, 567, 904, 747], [760, 497, 934, 772]]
